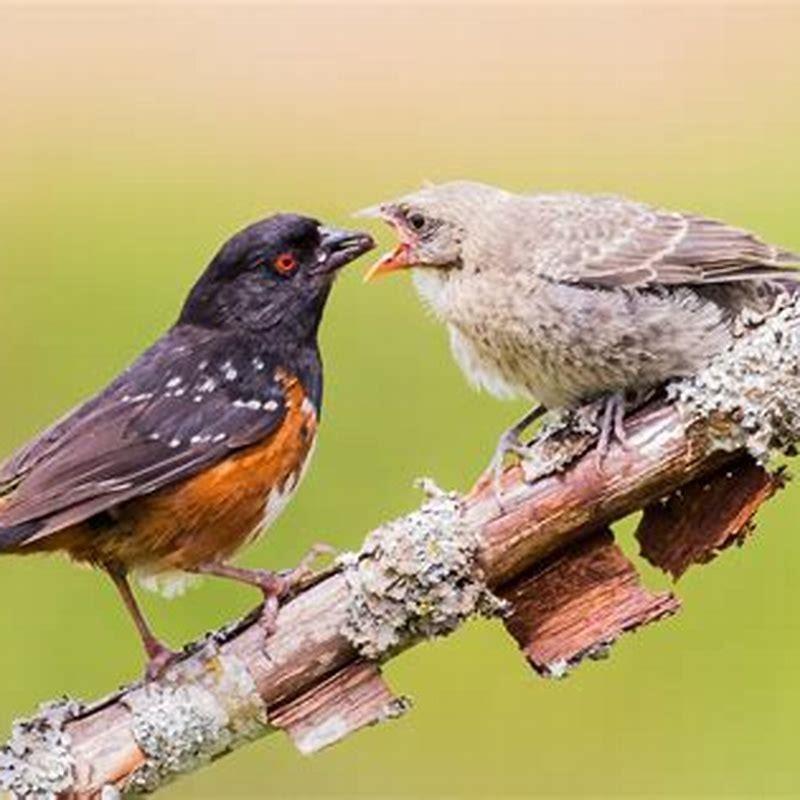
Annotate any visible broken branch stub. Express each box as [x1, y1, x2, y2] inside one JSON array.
[[636, 455, 784, 579], [500, 528, 680, 678]]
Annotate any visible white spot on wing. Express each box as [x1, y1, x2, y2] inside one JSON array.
[[232, 399, 263, 411], [122, 392, 153, 404], [220, 361, 238, 381], [97, 478, 133, 491]]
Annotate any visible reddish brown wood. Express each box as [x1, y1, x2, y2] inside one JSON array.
[[635, 455, 783, 579], [500, 528, 680, 677]]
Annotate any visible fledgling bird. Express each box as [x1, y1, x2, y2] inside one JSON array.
[[0, 214, 374, 677], [360, 181, 800, 477]]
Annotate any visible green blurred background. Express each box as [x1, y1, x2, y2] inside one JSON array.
[[2, 3, 800, 797]]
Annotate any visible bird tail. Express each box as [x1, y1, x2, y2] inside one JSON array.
[[0, 520, 43, 552]]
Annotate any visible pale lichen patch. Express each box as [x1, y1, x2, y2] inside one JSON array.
[[123, 649, 267, 794], [339, 480, 505, 659], [670, 296, 800, 460], [0, 698, 81, 799]]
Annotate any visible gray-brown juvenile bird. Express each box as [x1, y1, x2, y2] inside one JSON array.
[[360, 181, 800, 477]]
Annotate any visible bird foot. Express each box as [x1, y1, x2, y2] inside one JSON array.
[[229, 568, 290, 636], [143, 641, 182, 681], [262, 544, 336, 633], [259, 588, 283, 636], [478, 405, 547, 503], [280, 543, 337, 592], [192, 547, 336, 638], [594, 392, 631, 472], [487, 429, 532, 500]]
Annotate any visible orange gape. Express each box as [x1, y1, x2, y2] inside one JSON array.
[[22, 376, 317, 573]]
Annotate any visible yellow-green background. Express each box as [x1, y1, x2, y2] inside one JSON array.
[[2, 3, 800, 797]]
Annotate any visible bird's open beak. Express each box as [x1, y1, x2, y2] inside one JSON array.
[[355, 203, 415, 283], [363, 243, 412, 282]]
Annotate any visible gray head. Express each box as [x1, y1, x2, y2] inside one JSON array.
[[358, 181, 507, 280]]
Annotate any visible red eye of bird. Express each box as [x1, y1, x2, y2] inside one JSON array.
[[274, 252, 297, 275]]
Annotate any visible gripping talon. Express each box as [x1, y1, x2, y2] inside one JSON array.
[[595, 392, 629, 471], [279, 542, 337, 593], [260, 592, 281, 635], [144, 644, 182, 681], [483, 404, 546, 501]]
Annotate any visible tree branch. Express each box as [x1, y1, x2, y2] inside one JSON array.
[[3, 298, 800, 799]]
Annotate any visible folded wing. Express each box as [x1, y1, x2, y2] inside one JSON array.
[[531, 195, 800, 289], [0, 326, 290, 546]]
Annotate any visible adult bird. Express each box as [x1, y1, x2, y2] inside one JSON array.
[[0, 214, 374, 677], [360, 181, 799, 480]]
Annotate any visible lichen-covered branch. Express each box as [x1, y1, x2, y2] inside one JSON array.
[[3, 299, 800, 799]]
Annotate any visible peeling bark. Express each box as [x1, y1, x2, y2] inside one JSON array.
[[636, 456, 784, 579], [500, 528, 680, 677], [270, 661, 409, 755]]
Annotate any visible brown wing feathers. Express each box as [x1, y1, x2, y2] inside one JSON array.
[[32, 376, 318, 570], [0, 327, 310, 551], [570, 209, 799, 289]]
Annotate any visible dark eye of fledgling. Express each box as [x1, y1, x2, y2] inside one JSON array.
[[408, 212, 427, 231]]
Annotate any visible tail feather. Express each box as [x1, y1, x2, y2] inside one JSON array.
[[776, 247, 800, 266], [0, 520, 44, 552]]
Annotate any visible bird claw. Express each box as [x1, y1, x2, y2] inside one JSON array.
[[594, 393, 631, 472], [480, 405, 547, 503], [260, 592, 281, 635], [260, 543, 337, 634], [144, 642, 182, 681], [488, 430, 531, 501], [279, 542, 336, 592]]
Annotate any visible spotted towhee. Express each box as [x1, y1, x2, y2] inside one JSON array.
[[0, 214, 374, 677]]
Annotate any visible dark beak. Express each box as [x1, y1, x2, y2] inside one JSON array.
[[317, 226, 375, 273]]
